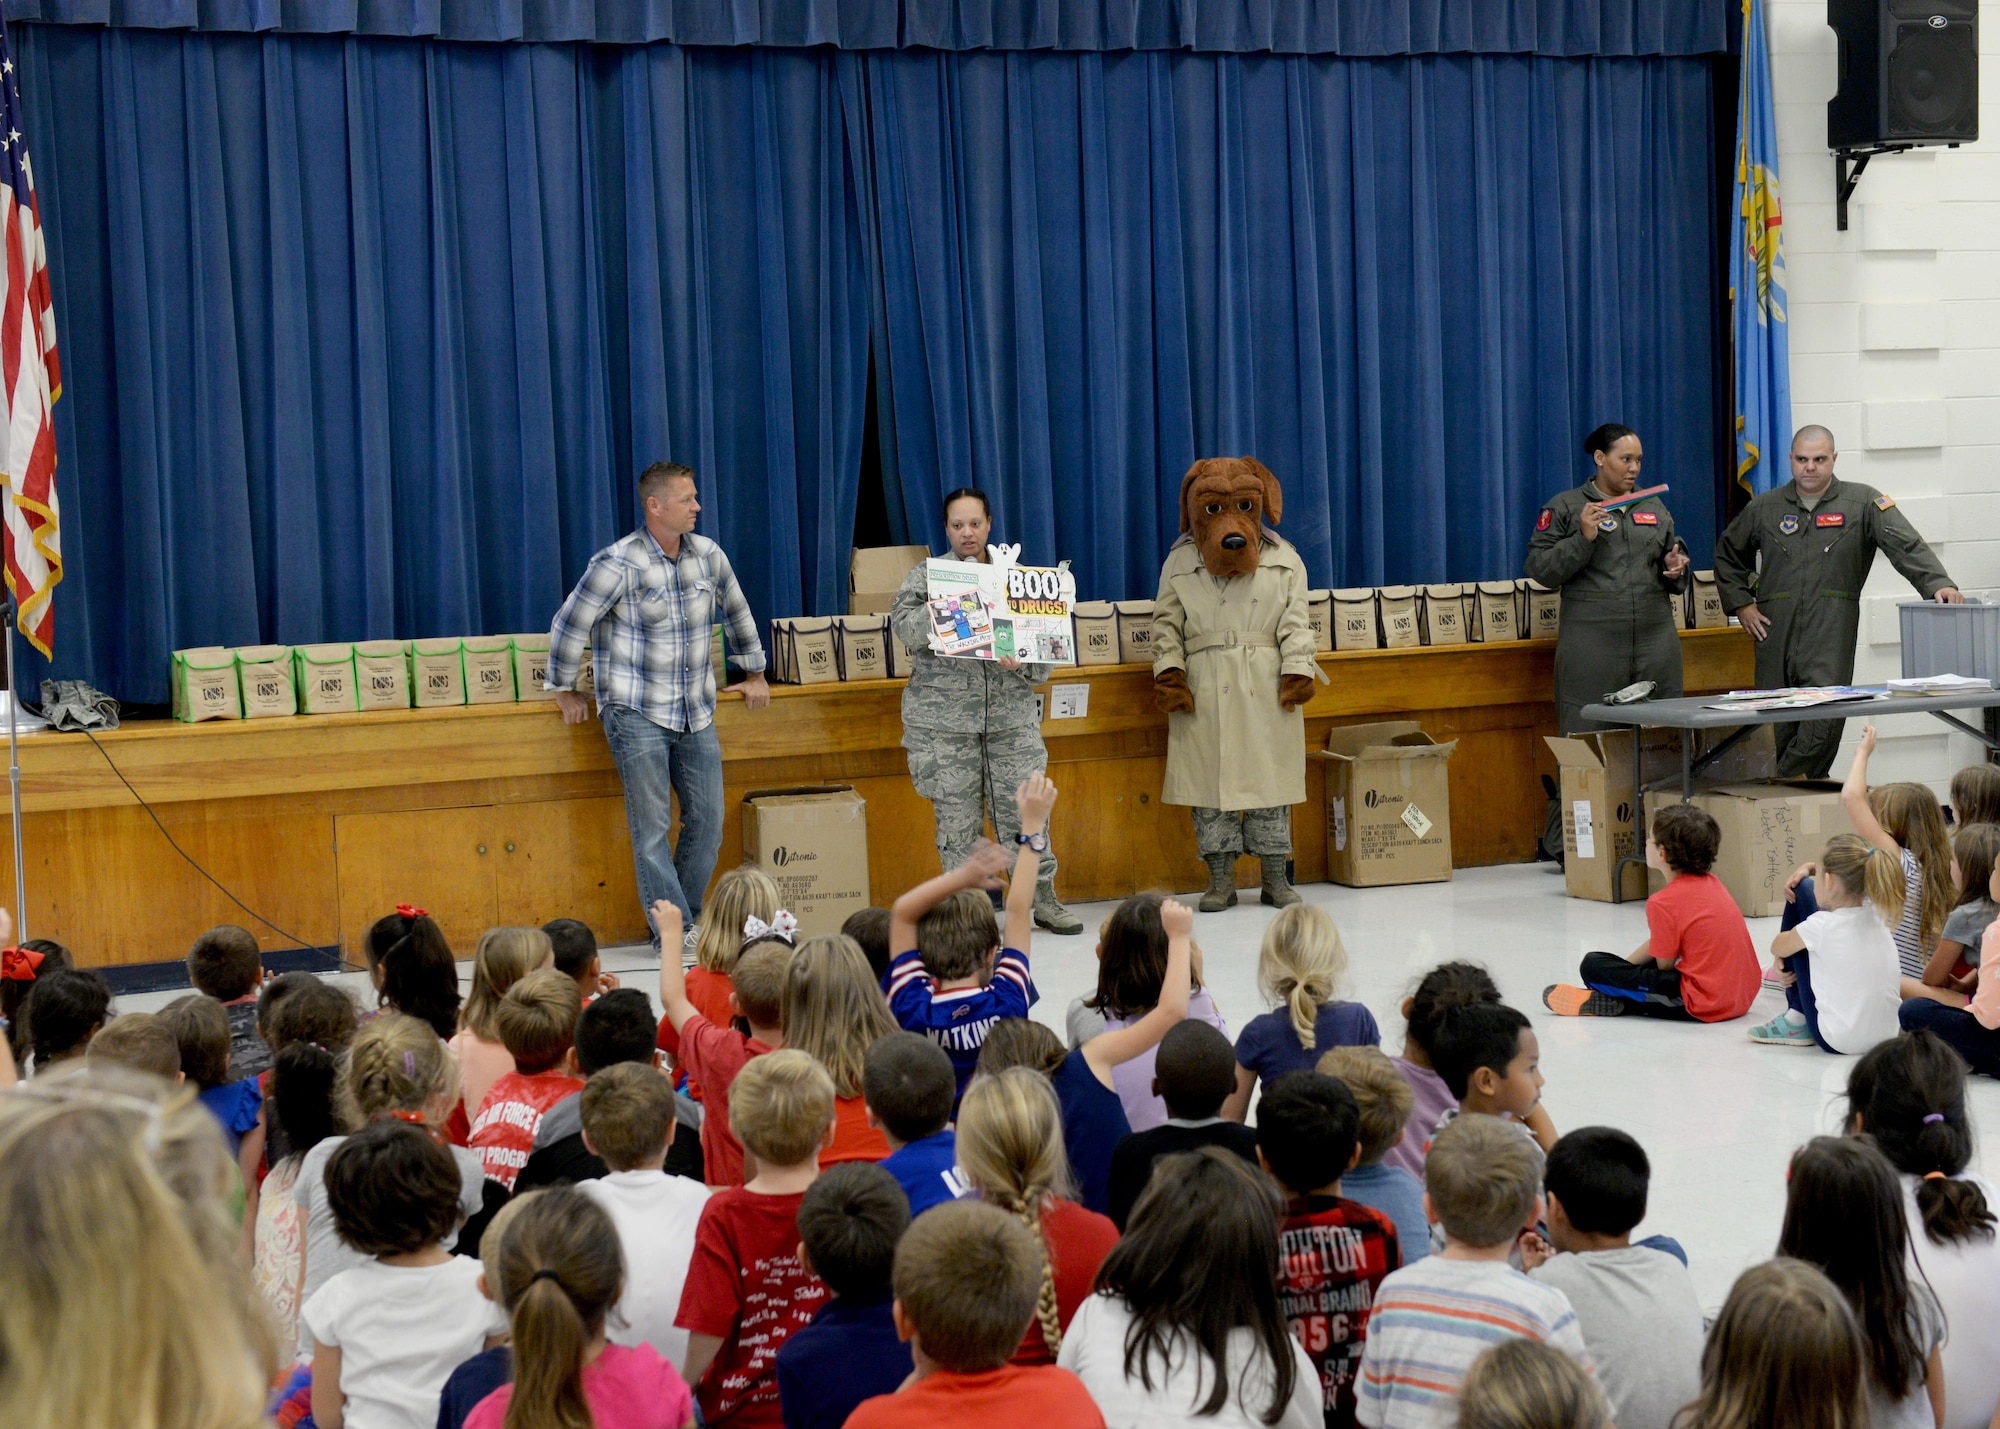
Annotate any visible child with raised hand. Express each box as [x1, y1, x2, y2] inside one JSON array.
[[1061, 1148, 1323, 1428], [887, 773, 1056, 1105], [1847, 1032, 2000, 1429], [1224, 903, 1377, 1119], [659, 864, 783, 1059], [783, 933, 898, 1163], [655, 897, 793, 1187], [185, 923, 270, 1078], [1543, 804, 1760, 1023], [1429, 1003, 1554, 1152], [844, 1200, 1105, 1429], [465, 1184, 694, 1429], [362, 907, 462, 1040], [1830, 724, 1956, 980], [1104, 1020, 1259, 1230], [866, 1032, 963, 1215], [955, 1064, 1119, 1367], [1316, 1045, 1429, 1264], [1068, 891, 1228, 1131], [1455, 1341, 1611, 1429], [467, 968, 585, 1191], [451, 926, 555, 1117], [1356, 1115, 1590, 1429], [1520, 1128, 1702, 1429], [1381, 962, 1499, 1181], [575, 1062, 712, 1367], [675, 1049, 836, 1428], [305, 1121, 505, 1429], [1778, 1137, 1946, 1429], [776, 1162, 916, 1429], [1903, 820, 2000, 1005], [1751, 833, 1905, 1052]]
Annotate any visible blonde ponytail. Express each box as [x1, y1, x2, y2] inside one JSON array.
[[1257, 905, 1346, 1051], [1820, 834, 1907, 929], [955, 1067, 1074, 1359]]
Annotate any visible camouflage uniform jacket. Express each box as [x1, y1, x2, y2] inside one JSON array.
[[890, 560, 1050, 733]]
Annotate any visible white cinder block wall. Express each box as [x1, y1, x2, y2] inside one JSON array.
[[1766, 0, 2000, 794]]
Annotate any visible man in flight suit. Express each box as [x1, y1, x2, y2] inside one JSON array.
[[1714, 425, 1960, 778]]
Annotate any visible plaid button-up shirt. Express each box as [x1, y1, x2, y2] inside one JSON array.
[[546, 527, 766, 732]]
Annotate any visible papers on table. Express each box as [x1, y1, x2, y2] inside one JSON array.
[[1887, 674, 1994, 696], [1701, 686, 1887, 713]]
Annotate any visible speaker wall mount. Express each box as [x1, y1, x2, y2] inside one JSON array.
[[1825, 0, 1979, 230]]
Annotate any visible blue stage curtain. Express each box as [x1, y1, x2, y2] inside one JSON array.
[[12, 25, 866, 701], [2, 1, 1731, 55], [851, 49, 1719, 594]]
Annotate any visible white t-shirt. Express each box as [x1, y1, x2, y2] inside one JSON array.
[[1797, 904, 1902, 1054], [577, 1169, 713, 1369], [1903, 1170, 2000, 1429], [1058, 1290, 1324, 1429], [301, 1256, 504, 1429]]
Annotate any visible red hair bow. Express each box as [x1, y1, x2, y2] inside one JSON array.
[[0, 946, 42, 981], [395, 903, 428, 920]]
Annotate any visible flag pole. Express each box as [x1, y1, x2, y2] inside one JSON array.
[[6, 602, 24, 943]]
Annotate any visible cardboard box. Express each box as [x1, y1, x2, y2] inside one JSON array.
[[741, 785, 870, 936], [409, 638, 467, 708], [1419, 584, 1467, 646], [1313, 721, 1456, 887], [294, 644, 358, 715], [1470, 582, 1519, 643], [1378, 587, 1420, 649], [1305, 590, 1334, 653], [1691, 571, 1726, 629], [1072, 601, 1119, 666], [1115, 600, 1156, 665], [463, 635, 517, 705], [353, 640, 411, 710], [236, 646, 297, 719], [509, 634, 555, 702], [1521, 580, 1561, 640], [1543, 727, 1780, 902], [782, 617, 840, 686], [850, 545, 929, 616], [1330, 589, 1379, 651], [1642, 781, 1855, 917], [833, 615, 889, 681], [171, 647, 242, 722]]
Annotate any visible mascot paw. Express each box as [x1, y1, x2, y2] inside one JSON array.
[[1154, 670, 1196, 715], [1278, 673, 1316, 712]]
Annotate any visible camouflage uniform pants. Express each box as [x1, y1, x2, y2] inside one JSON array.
[[904, 725, 1058, 891], [1192, 805, 1292, 857]]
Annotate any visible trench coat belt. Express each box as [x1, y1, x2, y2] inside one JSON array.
[[1184, 631, 1279, 655]]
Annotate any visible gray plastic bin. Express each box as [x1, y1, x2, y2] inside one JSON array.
[[1901, 600, 2000, 680]]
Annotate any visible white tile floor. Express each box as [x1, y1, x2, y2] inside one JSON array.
[[118, 862, 2000, 1311]]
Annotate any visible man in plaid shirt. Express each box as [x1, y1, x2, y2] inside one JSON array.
[[548, 462, 771, 942]]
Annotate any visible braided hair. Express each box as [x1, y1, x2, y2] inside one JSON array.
[[955, 1066, 1073, 1359]]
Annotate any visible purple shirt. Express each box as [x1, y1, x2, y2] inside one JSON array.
[[1381, 1056, 1456, 1182], [1102, 989, 1230, 1132]]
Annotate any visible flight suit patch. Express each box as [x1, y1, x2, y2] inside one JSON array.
[[1816, 513, 1844, 527], [1778, 514, 1799, 535], [1876, 495, 1896, 511], [1598, 518, 1618, 532], [1631, 511, 1658, 525], [1536, 509, 1552, 532]]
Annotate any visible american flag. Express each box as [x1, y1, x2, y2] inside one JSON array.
[[0, 20, 57, 657]]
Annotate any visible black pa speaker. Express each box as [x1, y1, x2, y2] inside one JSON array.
[[1827, 0, 1978, 148]]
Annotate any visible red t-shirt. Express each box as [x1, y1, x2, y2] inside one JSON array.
[[845, 1365, 1105, 1429], [822, 1096, 892, 1167], [468, 1068, 585, 1190], [1648, 871, 1761, 1021], [1279, 1195, 1401, 1425], [657, 970, 737, 1060], [676, 1013, 772, 1188], [1009, 1197, 1120, 1366], [674, 1187, 827, 1429]]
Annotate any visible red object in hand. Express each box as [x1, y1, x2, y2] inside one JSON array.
[[1279, 673, 1317, 712], [1154, 669, 1195, 715]]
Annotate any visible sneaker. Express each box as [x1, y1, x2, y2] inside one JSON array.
[[1762, 966, 1787, 989], [1542, 984, 1627, 1017], [1747, 1013, 1816, 1048]]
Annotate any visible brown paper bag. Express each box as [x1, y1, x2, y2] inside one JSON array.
[[236, 646, 297, 719], [409, 638, 466, 708], [462, 635, 517, 705]]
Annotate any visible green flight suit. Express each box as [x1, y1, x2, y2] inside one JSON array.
[[1524, 481, 1690, 734], [1714, 477, 1954, 778]]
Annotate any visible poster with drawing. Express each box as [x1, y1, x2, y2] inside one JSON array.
[[924, 548, 1078, 666]]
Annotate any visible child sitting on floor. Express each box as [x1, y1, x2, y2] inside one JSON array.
[[1429, 1003, 1555, 1152], [1837, 725, 1955, 981], [86, 1013, 182, 1082], [1105, 1020, 1258, 1230], [186, 924, 270, 1078], [658, 864, 783, 1062], [544, 916, 617, 1005], [783, 934, 897, 1164], [1675, 1260, 1868, 1429], [362, 906, 462, 1040], [843, 905, 894, 983], [1382, 962, 1500, 1182], [1752, 833, 1904, 1053], [866, 1031, 963, 1216], [1224, 903, 1378, 1119], [1544, 803, 1760, 1023], [468, 968, 586, 1191], [1952, 761, 2000, 828], [451, 926, 555, 1118], [1316, 1045, 1429, 1263], [1455, 1341, 1611, 1429], [1904, 820, 2000, 1005]]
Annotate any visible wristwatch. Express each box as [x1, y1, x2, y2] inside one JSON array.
[[1017, 830, 1049, 853]]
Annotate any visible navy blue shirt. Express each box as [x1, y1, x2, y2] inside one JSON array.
[[1233, 1002, 1381, 1091], [1050, 1048, 1130, 1216], [881, 1130, 963, 1217], [436, 1346, 510, 1429], [1105, 1118, 1262, 1230], [774, 1293, 911, 1429]]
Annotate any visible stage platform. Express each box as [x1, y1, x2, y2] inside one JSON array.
[[10, 628, 1753, 964]]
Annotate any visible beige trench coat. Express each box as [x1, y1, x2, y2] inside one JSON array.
[[1152, 532, 1320, 810]]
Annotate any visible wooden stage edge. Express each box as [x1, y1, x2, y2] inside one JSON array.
[[14, 629, 1754, 966]]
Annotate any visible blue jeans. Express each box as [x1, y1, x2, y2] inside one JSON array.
[[601, 705, 724, 937], [1778, 878, 1838, 1053], [1900, 997, 2000, 1079]]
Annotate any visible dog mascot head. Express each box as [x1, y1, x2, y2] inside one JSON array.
[[1180, 457, 1281, 578]]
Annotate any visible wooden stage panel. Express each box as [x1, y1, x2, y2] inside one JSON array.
[[0, 629, 1754, 965]]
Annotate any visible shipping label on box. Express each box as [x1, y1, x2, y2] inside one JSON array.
[[1331, 589, 1379, 651], [463, 636, 517, 705], [1115, 601, 1155, 665], [834, 615, 889, 681], [294, 644, 358, 715], [851, 545, 930, 616], [741, 785, 870, 937], [1644, 782, 1854, 917], [409, 639, 467, 708], [172, 647, 243, 722], [1071, 601, 1119, 666], [1378, 587, 1420, 649], [509, 634, 555, 701], [1691, 572, 1726, 629], [1305, 590, 1334, 653], [236, 646, 297, 719], [1419, 585, 1467, 646], [1523, 580, 1561, 640], [353, 640, 411, 711], [1312, 721, 1456, 887], [1473, 582, 1519, 643]]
